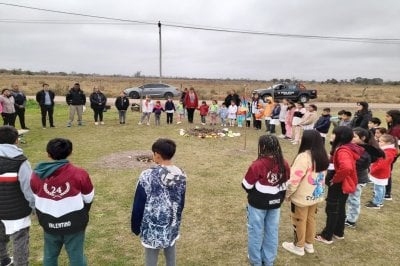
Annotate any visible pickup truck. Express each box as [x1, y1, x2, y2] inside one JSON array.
[[252, 83, 317, 103]]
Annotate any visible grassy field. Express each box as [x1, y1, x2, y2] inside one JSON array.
[[1, 74, 400, 103], [10, 102, 400, 265]]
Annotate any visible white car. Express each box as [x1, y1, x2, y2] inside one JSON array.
[[124, 83, 181, 99]]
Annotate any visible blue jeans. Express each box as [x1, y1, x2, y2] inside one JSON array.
[[346, 183, 365, 223], [247, 205, 280, 266], [372, 184, 386, 205], [44, 231, 87, 266]]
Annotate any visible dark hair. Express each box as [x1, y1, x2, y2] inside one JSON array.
[[343, 111, 352, 117], [323, 108, 331, 112], [47, 138, 73, 160], [1, 88, 9, 94], [338, 109, 346, 115], [258, 135, 287, 184], [387, 110, 400, 128], [308, 104, 317, 111], [0, 126, 18, 144], [375, 127, 387, 135], [287, 101, 296, 110], [369, 117, 381, 126], [353, 127, 380, 149], [357, 101, 369, 114], [296, 102, 305, 108], [202, 101, 207, 104], [152, 138, 176, 160], [297, 130, 329, 172], [330, 126, 354, 155]]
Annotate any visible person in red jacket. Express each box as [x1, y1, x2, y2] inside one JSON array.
[[384, 109, 400, 200], [366, 134, 398, 209], [184, 87, 198, 123], [198, 101, 209, 125], [315, 126, 362, 244]]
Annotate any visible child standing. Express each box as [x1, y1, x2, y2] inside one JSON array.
[[164, 97, 176, 124], [269, 102, 281, 134], [131, 139, 186, 266], [176, 100, 185, 124], [208, 100, 219, 126], [139, 96, 154, 126], [374, 127, 387, 141], [199, 101, 209, 126], [292, 102, 306, 145], [152, 101, 165, 126], [366, 134, 398, 209], [282, 130, 329, 256], [227, 100, 238, 127], [31, 138, 94, 265], [218, 103, 228, 127], [368, 117, 381, 135], [284, 101, 295, 140], [115, 91, 130, 124], [242, 135, 290, 266], [278, 99, 288, 138], [314, 108, 332, 143], [0, 126, 35, 266], [237, 100, 248, 128]]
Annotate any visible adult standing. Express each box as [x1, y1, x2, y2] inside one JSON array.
[[184, 87, 198, 123], [89, 87, 107, 125], [0, 88, 16, 126], [350, 101, 372, 129], [11, 84, 28, 129], [180, 88, 188, 117], [384, 109, 400, 200], [66, 83, 86, 127], [224, 89, 241, 108], [36, 83, 55, 128]]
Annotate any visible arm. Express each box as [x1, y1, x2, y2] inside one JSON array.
[[80, 171, 94, 211], [131, 182, 146, 235], [241, 162, 259, 192], [332, 149, 354, 184], [18, 161, 35, 210], [286, 153, 308, 198], [36, 91, 41, 104]]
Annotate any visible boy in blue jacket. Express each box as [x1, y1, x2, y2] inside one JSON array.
[[314, 108, 331, 143], [131, 138, 186, 266]]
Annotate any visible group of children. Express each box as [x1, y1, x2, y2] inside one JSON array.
[[242, 107, 400, 265]]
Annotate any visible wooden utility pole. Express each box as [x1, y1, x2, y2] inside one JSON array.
[[158, 21, 162, 83]]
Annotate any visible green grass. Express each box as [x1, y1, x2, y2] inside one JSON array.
[[14, 104, 400, 265]]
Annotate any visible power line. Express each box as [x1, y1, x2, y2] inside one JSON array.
[[1, 2, 400, 44]]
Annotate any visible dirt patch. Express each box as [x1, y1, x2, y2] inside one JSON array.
[[95, 150, 155, 169]]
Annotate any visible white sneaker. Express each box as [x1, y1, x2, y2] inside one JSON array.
[[146, 122, 150, 126], [94, 122, 99, 125], [100, 121, 105, 125], [282, 242, 305, 256], [304, 243, 314, 254], [278, 134, 285, 138], [138, 122, 142, 125]]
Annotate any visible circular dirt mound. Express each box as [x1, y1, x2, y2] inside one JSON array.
[[96, 150, 155, 169]]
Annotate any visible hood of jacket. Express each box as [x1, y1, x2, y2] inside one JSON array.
[[0, 144, 23, 158], [158, 165, 186, 187], [33, 159, 69, 179], [342, 143, 364, 160]]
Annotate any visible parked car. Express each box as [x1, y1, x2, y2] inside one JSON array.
[[252, 83, 317, 103], [123, 83, 181, 99]]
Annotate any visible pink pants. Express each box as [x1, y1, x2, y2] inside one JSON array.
[[286, 123, 293, 138]]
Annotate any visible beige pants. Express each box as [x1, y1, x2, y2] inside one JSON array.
[[69, 105, 83, 123], [290, 203, 317, 247]]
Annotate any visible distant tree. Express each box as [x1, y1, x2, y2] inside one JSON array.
[[134, 71, 142, 78], [271, 78, 279, 83]]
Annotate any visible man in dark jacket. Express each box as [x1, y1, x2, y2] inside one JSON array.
[[11, 84, 28, 129], [66, 83, 86, 127], [36, 83, 55, 128]]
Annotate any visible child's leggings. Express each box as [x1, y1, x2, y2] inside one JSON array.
[[145, 245, 175, 266]]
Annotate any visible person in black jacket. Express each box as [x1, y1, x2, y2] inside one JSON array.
[[115, 91, 130, 124], [224, 90, 241, 107], [89, 87, 107, 125], [350, 102, 372, 129], [66, 83, 86, 127], [36, 83, 55, 128], [314, 108, 332, 143], [11, 84, 28, 129]]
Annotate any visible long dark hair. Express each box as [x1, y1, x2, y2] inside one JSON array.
[[297, 130, 329, 172], [330, 126, 354, 155], [258, 135, 287, 183], [387, 110, 400, 129], [353, 127, 380, 149]]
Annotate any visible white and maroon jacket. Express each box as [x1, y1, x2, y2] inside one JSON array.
[[31, 161, 94, 234]]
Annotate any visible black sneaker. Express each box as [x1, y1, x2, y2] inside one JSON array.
[[365, 201, 381, 209], [384, 195, 393, 201], [1, 257, 13, 266], [345, 220, 356, 228]]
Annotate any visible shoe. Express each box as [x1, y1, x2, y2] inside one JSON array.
[[95, 122, 99, 125], [278, 134, 285, 139], [67, 123, 71, 127], [177, 121, 182, 124], [1, 256, 13, 266], [384, 195, 392, 201], [78, 122, 83, 126], [304, 243, 314, 254], [146, 122, 150, 126], [292, 141, 299, 145], [100, 121, 105, 125], [333, 234, 344, 240], [22, 127, 29, 130], [50, 125, 55, 128], [138, 122, 142, 125], [365, 201, 381, 209], [345, 220, 356, 228], [282, 242, 305, 256], [315, 234, 333, 244]]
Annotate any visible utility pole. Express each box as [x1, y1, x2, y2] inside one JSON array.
[[158, 21, 162, 83]]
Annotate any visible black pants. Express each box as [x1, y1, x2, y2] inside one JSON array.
[[40, 105, 54, 127], [320, 183, 348, 241], [2, 113, 16, 127], [187, 108, 195, 123], [15, 107, 27, 129], [280, 121, 286, 135], [93, 107, 104, 122], [166, 113, 173, 124]]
